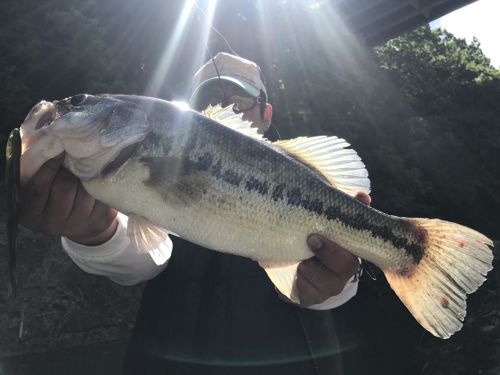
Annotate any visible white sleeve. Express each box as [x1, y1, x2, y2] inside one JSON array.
[[306, 276, 359, 310], [61, 212, 171, 286]]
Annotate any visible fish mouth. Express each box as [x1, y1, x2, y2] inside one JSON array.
[[20, 97, 86, 152], [22, 100, 58, 132]]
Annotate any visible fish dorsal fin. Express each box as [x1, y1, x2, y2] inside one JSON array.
[[127, 214, 173, 265], [203, 104, 264, 141], [273, 136, 371, 197]]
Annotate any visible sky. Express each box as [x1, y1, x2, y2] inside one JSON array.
[[431, 0, 500, 68]]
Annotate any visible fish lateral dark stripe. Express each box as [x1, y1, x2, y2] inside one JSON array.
[[140, 156, 207, 207], [324, 205, 341, 221], [221, 169, 243, 187], [287, 188, 302, 207], [284, 187, 324, 215], [197, 153, 213, 171], [301, 198, 323, 216], [161, 136, 174, 155], [406, 223, 427, 263], [245, 177, 269, 195], [272, 183, 286, 201], [206, 158, 242, 187], [371, 224, 392, 239], [211, 160, 223, 178], [324, 204, 425, 262], [142, 132, 173, 155], [280, 184, 424, 261]]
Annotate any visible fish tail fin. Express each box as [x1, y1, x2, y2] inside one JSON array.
[[384, 218, 493, 339]]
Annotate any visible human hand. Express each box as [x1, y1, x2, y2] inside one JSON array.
[[19, 155, 118, 246], [296, 192, 371, 306]]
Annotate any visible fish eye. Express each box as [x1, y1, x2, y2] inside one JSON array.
[[70, 94, 88, 106]]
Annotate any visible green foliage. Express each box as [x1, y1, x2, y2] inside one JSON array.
[[0, 0, 132, 136], [375, 26, 500, 114], [369, 26, 500, 237]]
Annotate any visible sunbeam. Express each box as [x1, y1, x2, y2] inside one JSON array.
[[144, 0, 197, 98]]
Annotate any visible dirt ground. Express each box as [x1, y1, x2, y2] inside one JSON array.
[[0, 183, 498, 375], [0, 182, 143, 374]]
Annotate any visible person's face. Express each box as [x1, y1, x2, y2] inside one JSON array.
[[200, 82, 272, 134], [241, 103, 272, 134]]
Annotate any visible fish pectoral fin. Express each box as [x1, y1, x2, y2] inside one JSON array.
[[203, 104, 265, 141], [384, 218, 493, 339], [127, 215, 173, 265], [259, 260, 301, 304], [273, 136, 370, 197]]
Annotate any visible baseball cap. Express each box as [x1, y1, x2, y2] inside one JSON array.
[[190, 52, 267, 109]]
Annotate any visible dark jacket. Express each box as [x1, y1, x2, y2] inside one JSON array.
[[123, 236, 344, 375]]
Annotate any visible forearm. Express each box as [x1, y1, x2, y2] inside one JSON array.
[[61, 213, 171, 285]]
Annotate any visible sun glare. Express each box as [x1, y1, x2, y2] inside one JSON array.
[[255, 0, 378, 123], [170, 100, 191, 111], [145, 0, 218, 99]]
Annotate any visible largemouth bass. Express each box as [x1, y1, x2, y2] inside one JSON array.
[[17, 94, 493, 339]]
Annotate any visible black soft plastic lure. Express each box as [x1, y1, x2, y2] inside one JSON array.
[[5, 128, 21, 298]]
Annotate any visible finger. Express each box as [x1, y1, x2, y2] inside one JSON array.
[[89, 200, 118, 233], [91, 199, 118, 223], [23, 154, 65, 191], [44, 167, 79, 220], [354, 191, 371, 205], [67, 200, 118, 245], [298, 257, 345, 296], [296, 265, 325, 306], [67, 181, 97, 220], [62, 182, 98, 238], [307, 235, 359, 281], [19, 155, 65, 217]]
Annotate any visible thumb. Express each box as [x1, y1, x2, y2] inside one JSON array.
[[354, 191, 371, 206]]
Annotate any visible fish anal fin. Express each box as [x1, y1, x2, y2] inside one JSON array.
[[273, 136, 370, 197], [127, 214, 172, 265], [259, 260, 301, 304], [384, 218, 493, 339]]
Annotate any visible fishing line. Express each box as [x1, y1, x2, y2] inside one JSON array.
[[193, 0, 236, 105], [193, 1, 239, 58], [193, 1, 282, 140]]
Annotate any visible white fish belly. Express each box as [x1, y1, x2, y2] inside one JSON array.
[[82, 159, 321, 262]]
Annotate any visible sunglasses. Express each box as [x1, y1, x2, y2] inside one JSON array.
[[199, 84, 266, 115], [228, 94, 261, 114]]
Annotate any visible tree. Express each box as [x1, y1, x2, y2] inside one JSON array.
[[374, 26, 500, 238], [0, 0, 132, 137]]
